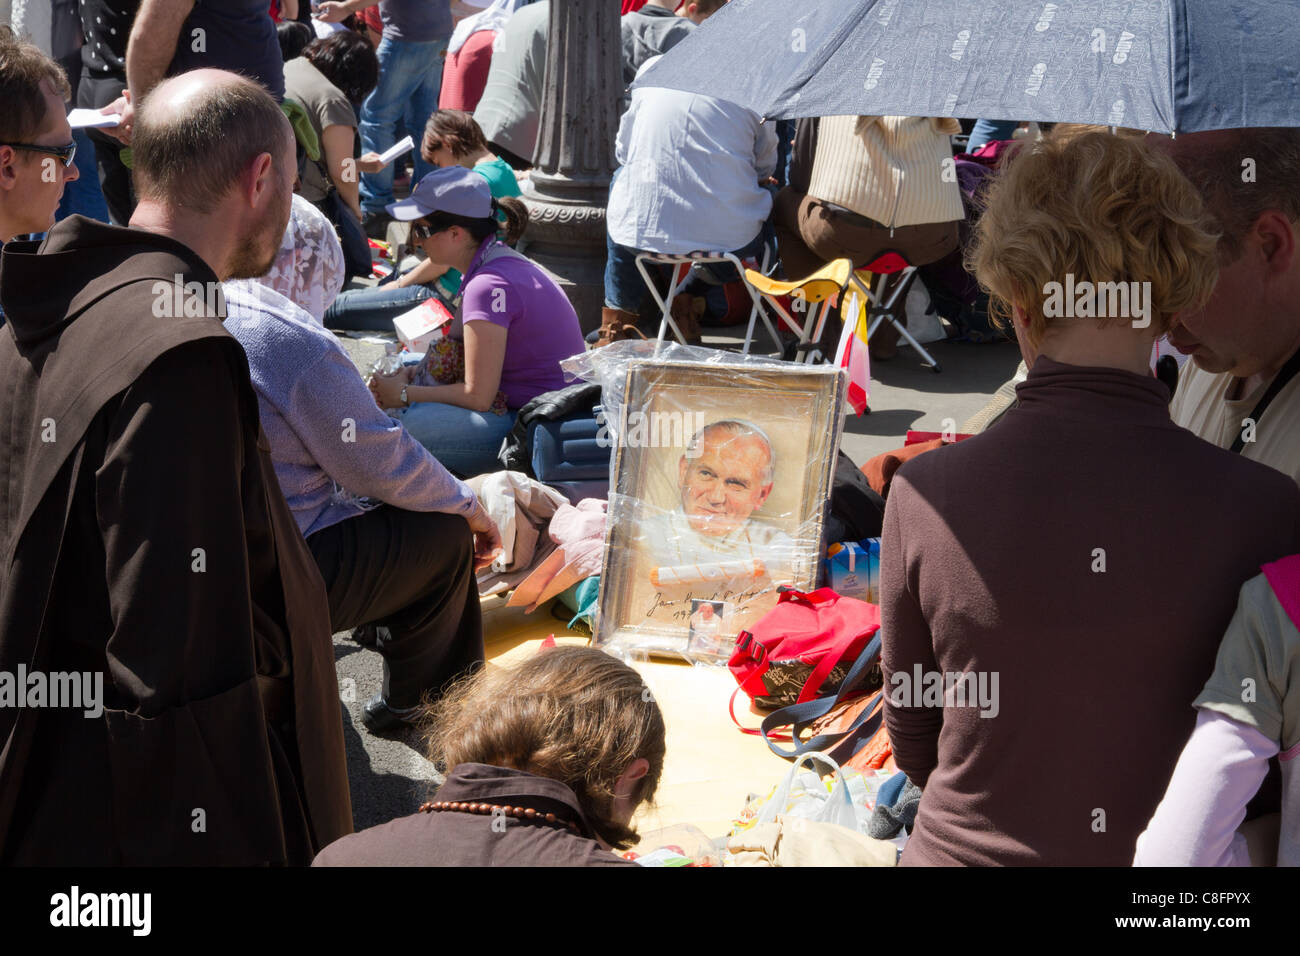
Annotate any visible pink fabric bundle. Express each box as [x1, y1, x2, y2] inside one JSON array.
[[507, 499, 607, 612]]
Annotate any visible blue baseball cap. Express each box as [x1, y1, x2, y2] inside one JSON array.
[[386, 166, 493, 221]]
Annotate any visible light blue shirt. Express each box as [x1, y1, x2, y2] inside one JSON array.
[[222, 280, 476, 538], [608, 56, 778, 254]]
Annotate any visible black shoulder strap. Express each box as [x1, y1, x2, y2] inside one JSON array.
[[1230, 346, 1300, 454]]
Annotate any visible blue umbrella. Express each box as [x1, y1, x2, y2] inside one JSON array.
[[634, 0, 1300, 133]]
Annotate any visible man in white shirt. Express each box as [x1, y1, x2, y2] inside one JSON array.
[[597, 55, 777, 346], [1155, 128, 1300, 486], [687, 600, 728, 657]]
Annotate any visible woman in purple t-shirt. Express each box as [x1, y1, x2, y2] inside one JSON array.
[[370, 166, 586, 476]]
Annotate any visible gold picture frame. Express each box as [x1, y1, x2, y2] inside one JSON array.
[[595, 359, 845, 660]]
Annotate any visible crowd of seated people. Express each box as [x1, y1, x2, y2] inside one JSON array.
[[323, 109, 522, 331], [222, 192, 503, 734], [366, 166, 585, 478]]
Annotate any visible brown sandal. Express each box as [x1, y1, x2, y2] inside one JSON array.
[[669, 295, 705, 346], [591, 307, 648, 348]]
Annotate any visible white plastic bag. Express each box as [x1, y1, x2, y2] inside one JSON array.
[[755, 751, 871, 834], [905, 281, 946, 344]]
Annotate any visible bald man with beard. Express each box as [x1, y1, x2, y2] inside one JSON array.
[[0, 69, 352, 864]]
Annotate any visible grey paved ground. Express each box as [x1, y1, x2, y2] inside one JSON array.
[[333, 639, 443, 828], [842, 337, 1021, 460], [331, 320, 1019, 831]]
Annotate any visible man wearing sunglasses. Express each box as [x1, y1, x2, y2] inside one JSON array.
[[0, 27, 81, 249]]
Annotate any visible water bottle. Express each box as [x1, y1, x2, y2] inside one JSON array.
[[370, 341, 404, 377]]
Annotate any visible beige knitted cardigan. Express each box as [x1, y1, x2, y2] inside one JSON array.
[[807, 115, 965, 229]]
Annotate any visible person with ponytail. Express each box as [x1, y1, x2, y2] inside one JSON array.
[[369, 166, 585, 477], [323, 110, 522, 331]]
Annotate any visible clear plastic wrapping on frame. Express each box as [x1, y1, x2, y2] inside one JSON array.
[[563, 342, 846, 663]]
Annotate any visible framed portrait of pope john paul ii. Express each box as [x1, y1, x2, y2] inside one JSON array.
[[595, 359, 845, 660]]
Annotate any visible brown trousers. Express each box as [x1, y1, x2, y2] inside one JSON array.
[[773, 187, 960, 280]]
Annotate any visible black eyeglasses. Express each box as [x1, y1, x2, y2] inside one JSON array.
[[5, 141, 77, 168]]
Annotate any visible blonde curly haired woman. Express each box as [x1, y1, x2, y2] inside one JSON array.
[[879, 131, 1300, 866]]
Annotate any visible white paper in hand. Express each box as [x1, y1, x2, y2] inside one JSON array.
[[68, 109, 122, 130], [393, 297, 454, 354], [376, 135, 415, 167], [310, 17, 347, 38]]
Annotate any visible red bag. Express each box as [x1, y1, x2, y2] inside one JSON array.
[[715, 278, 757, 326], [728, 587, 882, 709]]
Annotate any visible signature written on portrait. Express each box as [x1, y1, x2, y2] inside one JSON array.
[[644, 587, 765, 621]]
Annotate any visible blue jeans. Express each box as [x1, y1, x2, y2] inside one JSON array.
[[967, 119, 1020, 152], [775, 119, 796, 189], [360, 35, 450, 217], [324, 281, 435, 332], [604, 229, 770, 315], [55, 129, 109, 224], [393, 401, 516, 478]]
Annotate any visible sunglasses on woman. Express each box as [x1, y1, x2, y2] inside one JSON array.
[[410, 220, 447, 242], [5, 141, 77, 168]]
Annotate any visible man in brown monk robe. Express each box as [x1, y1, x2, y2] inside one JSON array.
[[0, 68, 353, 864]]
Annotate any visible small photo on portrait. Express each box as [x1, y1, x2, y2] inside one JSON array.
[[686, 599, 731, 660]]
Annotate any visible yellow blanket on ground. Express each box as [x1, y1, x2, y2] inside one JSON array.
[[482, 595, 794, 840]]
